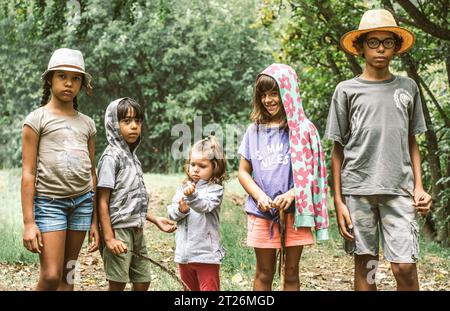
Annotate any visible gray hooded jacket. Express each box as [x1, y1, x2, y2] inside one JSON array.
[[97, 98, 148, 229], [167, 179, 225, 264]]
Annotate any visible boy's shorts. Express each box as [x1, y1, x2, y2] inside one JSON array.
[[33, 191, 94, 233], [246, 213, 314, 248], [344, 195, 419, 263], [101, 227, 151, 283]]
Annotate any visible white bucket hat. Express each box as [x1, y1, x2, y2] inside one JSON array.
[[41, 48, 92, 88], [340, 9, 415, 56]]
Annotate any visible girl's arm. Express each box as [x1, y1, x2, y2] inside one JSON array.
[[184, 185, 223, 214], [21, 125, 43, 253], [237, 156, 272, 212], [331, 142, 353, 241], [408, 135, 432, 215], [87, 135, 99, 252]]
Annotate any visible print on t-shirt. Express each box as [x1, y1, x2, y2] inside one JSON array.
[[393, 88, 412, 113], [255, 142, 290, 171]]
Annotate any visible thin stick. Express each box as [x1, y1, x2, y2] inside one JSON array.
[[130, 250, 191, 291], [279, 209, 286, 290]]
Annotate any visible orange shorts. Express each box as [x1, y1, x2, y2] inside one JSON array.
[[246, 213, 314, 248]]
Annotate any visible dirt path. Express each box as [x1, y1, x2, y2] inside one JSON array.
[[1, 190, 448, 291], [1, 241, 448, 291]]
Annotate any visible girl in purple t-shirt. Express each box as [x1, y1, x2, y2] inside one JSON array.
[[238, 67, 319, 291]]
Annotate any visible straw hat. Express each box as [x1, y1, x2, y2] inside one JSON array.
[[41, 48, 92, 88], [340, 9, 415, 56]]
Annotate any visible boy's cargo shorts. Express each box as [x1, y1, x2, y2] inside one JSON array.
[[101, 227, 151, 283], [344, 195, 419, 263]]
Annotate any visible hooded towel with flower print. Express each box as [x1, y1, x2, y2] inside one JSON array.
[[260, 64, 329, 241]]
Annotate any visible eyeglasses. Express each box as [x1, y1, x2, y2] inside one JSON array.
[[365, 38, 396, 49]]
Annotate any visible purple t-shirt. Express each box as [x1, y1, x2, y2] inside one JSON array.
[[238, 123, 294, 218]]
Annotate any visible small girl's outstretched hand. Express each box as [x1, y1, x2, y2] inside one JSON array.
[[256, 193, 272, 213], [179, 198, 190, 213], [183, 183, 196, 196], [23, 223, 43, 253], [154, 216, 177, 233]]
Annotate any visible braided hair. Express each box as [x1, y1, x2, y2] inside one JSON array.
[[40, 72, 53, 107], [40, 71, 86, 111]]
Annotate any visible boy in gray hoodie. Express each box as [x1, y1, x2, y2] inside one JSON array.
[[97, 97, 176, 291]]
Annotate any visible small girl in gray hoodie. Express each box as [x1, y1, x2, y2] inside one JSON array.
[[167, 136, 227, 291]]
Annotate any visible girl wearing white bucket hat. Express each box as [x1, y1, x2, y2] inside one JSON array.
[[40, 48, 93, 109], [21, 48, 99, 290], [325, 9, 431, 291]]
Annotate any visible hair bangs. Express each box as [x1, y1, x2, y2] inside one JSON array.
[[255, 74, 278, 95], [117, 98, 144, 121]]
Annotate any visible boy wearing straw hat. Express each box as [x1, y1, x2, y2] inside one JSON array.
[[325, 9, 432, 291]]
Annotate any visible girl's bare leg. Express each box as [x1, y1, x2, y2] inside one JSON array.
[[253, 248, 277, 291], [36, 231, 66, 291], [58, 230, 87, 291], [284, 246, 304, 291]]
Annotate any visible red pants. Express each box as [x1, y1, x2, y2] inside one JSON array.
[[178, 263, 220, 291]]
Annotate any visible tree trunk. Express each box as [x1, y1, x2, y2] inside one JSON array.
[[446, 43, 450, 90], [418, 76, 450, 128], [384, 0, 448, 243], [445, 153, 450, 246], [401, 53, 443, 240]]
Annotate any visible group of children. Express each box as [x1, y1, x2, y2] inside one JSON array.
[[21, 9, 432, 291]]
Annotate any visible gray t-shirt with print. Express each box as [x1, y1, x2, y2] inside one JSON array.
[[325, 75, 427, 196]]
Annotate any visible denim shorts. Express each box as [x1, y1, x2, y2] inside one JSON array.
[[34, 191, 94, 233]]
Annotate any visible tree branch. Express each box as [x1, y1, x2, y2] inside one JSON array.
[[394, 0, 450, 41], [314, 0, 362, 75], [419, 76, 450, 128]]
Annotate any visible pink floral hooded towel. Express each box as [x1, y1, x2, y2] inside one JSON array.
[[259, 63, 329, 241]]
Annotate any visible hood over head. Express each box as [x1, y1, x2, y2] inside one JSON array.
[[258, 63, 330, 241], [104, 97, 141, 155]]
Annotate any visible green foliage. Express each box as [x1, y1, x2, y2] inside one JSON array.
[[0, 0, 273, 171], [258, 0, 449, 243], [0, 169, 38, 263]]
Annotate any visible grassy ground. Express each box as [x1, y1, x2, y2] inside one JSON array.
[[0, 169, 449, 291]]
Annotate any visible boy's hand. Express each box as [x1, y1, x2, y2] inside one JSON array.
[[183, 183, 196, 196], [153, 216, 177, 233], [179, 198, 190, 213], [23, 223, 43, 254], [413, 189, 432, 217], [335, 201, 354, 241], [273, 189, 295, 211], [88, 223, 100, 253], [105, 238, 128, 255], [256, 193, 273, 213]]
